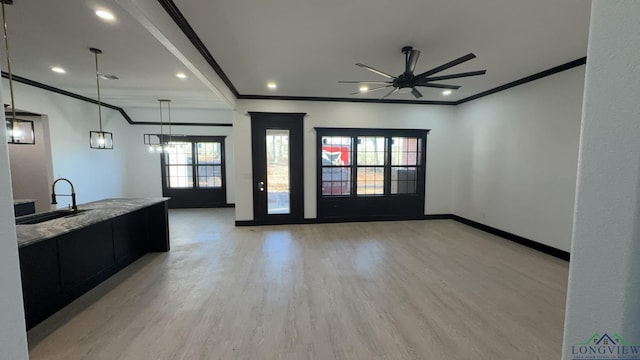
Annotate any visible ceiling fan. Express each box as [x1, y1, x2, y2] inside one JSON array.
[[340, 46, 486, 99]]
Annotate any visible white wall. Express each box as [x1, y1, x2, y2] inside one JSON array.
[[3, 79, 130, 205], [9, 115, 55, 212], [233, 100, 457, 221], [562, 1, 640, 357], [3, 81, 235, 206], [118, 107, 234, 203], [0, 81, 29, 360], [452, 66, 585, 252]]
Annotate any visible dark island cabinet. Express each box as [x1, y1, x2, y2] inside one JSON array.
[[18, 201, 169, 330], [19, 239, 64, 329], [113, 209, 147, 267], [58, 221, 115, 297]]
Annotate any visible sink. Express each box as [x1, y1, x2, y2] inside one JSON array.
[[16, 209, 89, 225]]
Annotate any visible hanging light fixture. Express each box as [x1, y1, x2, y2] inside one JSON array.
[[2, 0, 35, 145], [144, 99, 173, 153], [89, 47, 113, 149], [143, 99, 163, 152], [162, 99, 174, 152]]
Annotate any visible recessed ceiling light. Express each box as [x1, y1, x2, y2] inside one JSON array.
[[95, 9, 116, 21], [267, 82, 277, 89], [442, 90, 453, 96], [176, 72, 187, 79], [51, 66, 66, 74], [359, 85, 369, 93]]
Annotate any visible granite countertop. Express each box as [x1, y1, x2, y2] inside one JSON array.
[[16, 198, 169, 248], [14, 199, 36, 206]]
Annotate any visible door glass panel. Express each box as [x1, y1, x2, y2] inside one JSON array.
[[266, 129, 290, 214]]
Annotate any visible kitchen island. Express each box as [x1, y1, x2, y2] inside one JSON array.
[[16, 198, 170, 330]]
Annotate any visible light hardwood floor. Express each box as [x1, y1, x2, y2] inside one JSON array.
[[27, 208, 569, 360]]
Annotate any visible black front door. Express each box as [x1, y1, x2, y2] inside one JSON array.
[[250, 112, 304, 224]]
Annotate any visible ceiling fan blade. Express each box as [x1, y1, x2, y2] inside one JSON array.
[[415, 53, 477, 80], [381, 87, 399, 100], [356, 63, 395, 79], [406, 50, 421, 74], [423, 70, 486, 82], [338, 81, 392, 84], [368, 85, 394, 92], [411, 87, 423, 99], [349, 85, 393, 95], [416, 83, 461, 90]]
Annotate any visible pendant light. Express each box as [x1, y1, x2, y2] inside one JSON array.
[[2, 0, 35, 145], [89, 47, 113, 149], [144, 99, 173, 153], [162, 99, 173, 152]]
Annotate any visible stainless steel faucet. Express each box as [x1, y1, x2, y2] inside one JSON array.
[[51, 178, 77, 213]]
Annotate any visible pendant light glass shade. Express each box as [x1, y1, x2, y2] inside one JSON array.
[[5, 118, 34, 144], [90, 130, 113, 149], [89, 47, 113, 149], [2, 0, 35, 145]]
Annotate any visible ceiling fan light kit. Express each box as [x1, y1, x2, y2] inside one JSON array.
[[341, 46, 487, 99]]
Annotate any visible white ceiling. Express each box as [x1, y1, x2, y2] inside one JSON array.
[[1, 0, 591, 109], [175, 0, 592, 102], [1, 0, 227, 109]]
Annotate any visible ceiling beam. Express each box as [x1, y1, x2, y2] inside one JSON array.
[[115, 0, 236, 109]]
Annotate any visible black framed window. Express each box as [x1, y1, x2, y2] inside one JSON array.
[[320, 136, 352, 196], [195, 142, 223, 188], [316, 128, 429, 221], [165, 141, 193, 188], [390, 136, 422, 194], [319, 130, 425, 197], [356, 136, 386, 195], [164, 140, 223, 189], [160, 136, 227, 208]]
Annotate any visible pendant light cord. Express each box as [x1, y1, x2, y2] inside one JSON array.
[[158, 100, 164, 146], [2, 0, 17, 136], [158, 99, 172, 147], [167, 100, 172, 144]]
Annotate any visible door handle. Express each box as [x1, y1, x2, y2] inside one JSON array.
[[258, 181, 265, 192]]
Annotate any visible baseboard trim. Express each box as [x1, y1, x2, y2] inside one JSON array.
[[449, 215, 570, 261], [170, 203, 235, 209], [423, 214, 454, 220], [235, 215, 426, 227], [235, 213, 569, 261]]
